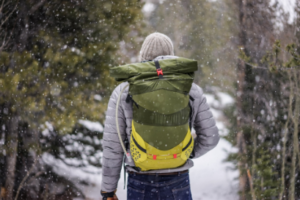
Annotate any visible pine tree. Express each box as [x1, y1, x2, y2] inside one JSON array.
[[225, 0, 300, 199], [0, 0, 143, 199]]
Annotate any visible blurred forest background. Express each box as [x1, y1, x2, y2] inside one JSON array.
[[0, 0, 299, 200]]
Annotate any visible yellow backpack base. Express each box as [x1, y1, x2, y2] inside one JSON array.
[[130, 121, 194, 171]]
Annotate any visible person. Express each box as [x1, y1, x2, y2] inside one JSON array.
[[100, 32, 220, 200]]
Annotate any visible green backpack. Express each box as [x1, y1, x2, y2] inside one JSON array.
[[110, 57, 198, 171]]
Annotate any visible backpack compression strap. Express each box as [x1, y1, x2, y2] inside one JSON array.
[[154, 60, 163, 79]]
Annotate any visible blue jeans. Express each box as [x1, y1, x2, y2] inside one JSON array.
[[127, 172, 193, 200]]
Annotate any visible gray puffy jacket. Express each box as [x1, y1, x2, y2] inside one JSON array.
[[101, 65, 219, 193]]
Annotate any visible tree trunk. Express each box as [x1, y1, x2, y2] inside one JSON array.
[[236, 0, 247, 198], [4, 116, 18, 200], [289, 72, 300, 200], [279, 71, 293, 200]]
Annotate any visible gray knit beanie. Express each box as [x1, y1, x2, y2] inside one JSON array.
[[139, 32, 174, 62]]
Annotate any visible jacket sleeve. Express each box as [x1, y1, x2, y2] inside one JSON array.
[[192, 87, 220, 158], [101, 83, 126, 192]]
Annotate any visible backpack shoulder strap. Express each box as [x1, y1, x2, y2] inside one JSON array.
[[189, 95, 195, 159], [189, 95, 194, 128]]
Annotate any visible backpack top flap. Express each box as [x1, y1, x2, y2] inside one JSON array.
[[110, 57, 198, 82]]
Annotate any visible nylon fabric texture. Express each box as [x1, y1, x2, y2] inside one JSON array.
[[130, 121, 194, 171]]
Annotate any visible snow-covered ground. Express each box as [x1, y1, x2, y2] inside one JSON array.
[[43, 91, 239, 200], [187, 91, 239, 200]]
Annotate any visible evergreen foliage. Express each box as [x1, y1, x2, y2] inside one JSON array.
[[0, 0, 143, 132], [224, 1, 300, 199], [226, 36, 300, 200], [41, 121, 103, 169], [0, 0, 143, 199]]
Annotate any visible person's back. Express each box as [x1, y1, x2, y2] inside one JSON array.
[[100, 32, 220, 200]]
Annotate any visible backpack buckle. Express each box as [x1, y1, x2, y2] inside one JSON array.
[[156, 68, 163, 76]]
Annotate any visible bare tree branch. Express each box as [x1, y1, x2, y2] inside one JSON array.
[[0, 0, 17, 53], [0, 26, 13, 52], [28, 0, 47, 15], [0, 30, 7, 51], [14, 157, 39, 200], [0, 1, 17, 27], [0, 0, 4, 13]]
